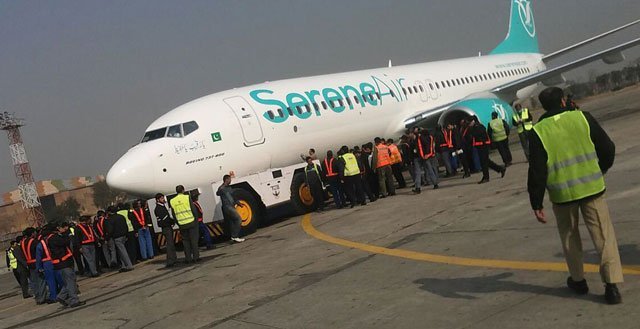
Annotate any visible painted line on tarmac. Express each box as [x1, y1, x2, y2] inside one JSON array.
[[301, 214, 640, 275]]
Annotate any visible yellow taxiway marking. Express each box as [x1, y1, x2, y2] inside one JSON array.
[[301, 214, 640, 275]]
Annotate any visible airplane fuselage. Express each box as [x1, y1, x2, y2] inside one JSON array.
[[107, 53, 544, 195]]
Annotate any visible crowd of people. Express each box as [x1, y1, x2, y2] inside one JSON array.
[[3, 187, 235, 308], [302, 112, 516, 211]]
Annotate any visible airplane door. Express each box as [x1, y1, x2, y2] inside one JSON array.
[[224, 96, 265, 146]]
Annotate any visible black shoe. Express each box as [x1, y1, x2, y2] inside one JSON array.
[[433, 184, 439, 190], [477, 179, 489, 184], [350, 203, 355, 208], [56, 297, 68, 307], [69, 301, 86, 308], [566, 277, 589, 295], [379, 195, 386, 199], [605, 283, 622, 304], [412, 188, 421, 194], [462, 173, 470, 178], [501, 167, 507, 178], [45, 299, 57, 304]]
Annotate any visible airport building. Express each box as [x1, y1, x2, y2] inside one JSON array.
[[0, 175, 104, 247]]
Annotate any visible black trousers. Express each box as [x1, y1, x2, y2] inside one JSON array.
[[494, 140, 513, 164], [391, 163, 406, 188], [477, 145, 503, 180], [17, 266, 29, 298], [179, 223, 200, 262], [309, 181, 324, 210], [125, 232, 137, 264], [343, 175, 366, 205]]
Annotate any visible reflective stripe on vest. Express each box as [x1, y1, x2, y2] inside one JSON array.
[[193, 201, 204, 222], [440, 129, 453, 148], [21, 237, 36, 265], [77, 223, 95, 244], [341, 153, 361, 176], [52, 246, 73, 265], [96, 216, 106, 237], [489, 118, 507, 142], [324, 158, 337, 177], [533, 111, 605, 203], [305, 164, 321, 181], [375, 144, 391, 168], [170, 194, 195, 226], [40, 235, 54, 262], [388, 144, 402, 164], [8, 248, 18, 269], [418, 135, 435, 159], [118, 210, 134, 232], [514, 108, 533, 133], [132, 208, 146, 227]]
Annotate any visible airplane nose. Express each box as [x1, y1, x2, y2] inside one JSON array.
[[106, 151, 154, 194]]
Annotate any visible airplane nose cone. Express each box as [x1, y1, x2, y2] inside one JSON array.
[[106, 152, 154, 194]]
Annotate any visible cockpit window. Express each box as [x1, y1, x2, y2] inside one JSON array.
[[141, 127, 167, 143], [183, 121, 199, 136], [167, 124, 183, 138]]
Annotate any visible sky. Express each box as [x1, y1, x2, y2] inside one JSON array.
[[0, 0, 639, 190]]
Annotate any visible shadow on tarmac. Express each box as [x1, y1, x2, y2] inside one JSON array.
[[414, 272, 601, 304]]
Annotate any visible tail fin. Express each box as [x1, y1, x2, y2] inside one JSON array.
[[490, 0, 540, 55]]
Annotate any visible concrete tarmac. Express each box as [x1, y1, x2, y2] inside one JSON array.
[[1, 86, 640, 328]]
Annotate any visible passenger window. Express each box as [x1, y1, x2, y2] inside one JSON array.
[[141, 127, 167, 143], [321, 101, 328, 109], [435, 82, 440, 89], [408, 88, 413, 94], [446, 80, 451, 87], [278, 108, 284, 117], [167, 124, 183, 138], [329, 100, 335, 108], [183, 121, 199, 136], [419, 85, 424, 92], [413, 86, 418, 93], [267, 111, 275, 120], [369, 94, 375, 101], [390, 90, 395, 97], [287, 107, 293, 116], [305, 104, 311, 113], [295, 106, 302, 114], [376, 92, 381, 99], [313, 103, 319, 111], [354, 96, 359, 104], [402, 88, 407, 95], [338, 99, 344, 107]]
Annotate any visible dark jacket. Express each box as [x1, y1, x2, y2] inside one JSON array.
[[467, 123, 490, 146], [527, 109, 615, 210], [130, 208, 149, 230], [75, 223, 96, 245], [12, 244, 28, 269], [48, 233, 74, 270], [94, 216, 108, 240], [106, 213, 129, 238], [154, 202, 176, 228], [321, 157, 340, 181]]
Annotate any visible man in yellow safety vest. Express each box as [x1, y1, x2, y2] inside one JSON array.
[[169, 185, 201, 263], [512, 103, 533, 161], [487, 111, 512, 166], [528, 87, 622, 305]]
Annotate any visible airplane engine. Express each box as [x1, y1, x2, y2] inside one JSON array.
[[437, 95, 515, 127]]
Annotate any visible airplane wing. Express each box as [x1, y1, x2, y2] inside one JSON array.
[[542, 19, 640, 62], [493, 37, 640, 100]]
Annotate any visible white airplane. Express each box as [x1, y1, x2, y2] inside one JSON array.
[[107, 0, 640, 231]]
